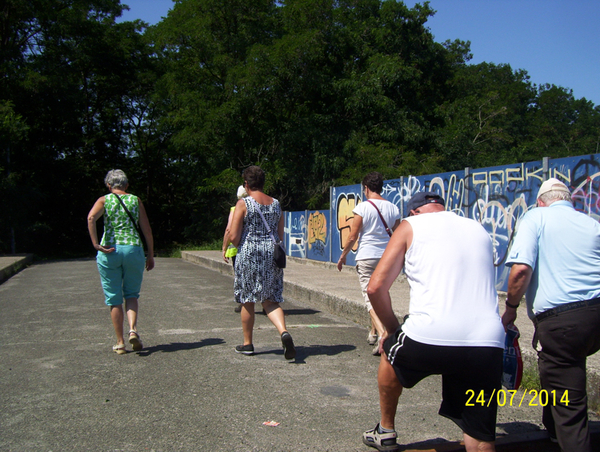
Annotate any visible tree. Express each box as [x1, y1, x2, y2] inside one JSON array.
[[151, 0, 467, 217], [3, 0, 598, 257], [0, 0, 154, 255], [521, 85, 600, 161], [435, 62, 535, 170], [0, 101, 29, 252]]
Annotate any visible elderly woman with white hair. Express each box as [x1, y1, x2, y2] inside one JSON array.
[[87, 169, 155, 354]]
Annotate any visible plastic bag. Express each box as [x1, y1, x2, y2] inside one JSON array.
[[502, 323, 523, 390]]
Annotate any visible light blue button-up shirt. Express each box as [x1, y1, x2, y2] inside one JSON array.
[[506, 200, 600, 319]]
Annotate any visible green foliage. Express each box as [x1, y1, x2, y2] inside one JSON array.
[[0, 0, 155, 256], [336, 144, 443, 186], [519, 353, 600, 414], [1, 0, 599, 257], [522, 85, 600, 160], [520, 355, 542, 391], [434, 63, 536, 170], [169, 239, 221, 258], [0, 101, 28, 145]]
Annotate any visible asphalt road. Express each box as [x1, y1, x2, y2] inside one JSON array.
[[0, 257, 594, 451]]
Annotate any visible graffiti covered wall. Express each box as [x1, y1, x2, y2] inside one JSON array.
[[283, 154, 600, 290], [285, 211, 306, 258], [330, 184, 362, 266], [306, 210, 330, 262]]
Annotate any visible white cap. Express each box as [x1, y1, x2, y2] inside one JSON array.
[[537, 178, 570, 199], [236, 185, 248, 199]]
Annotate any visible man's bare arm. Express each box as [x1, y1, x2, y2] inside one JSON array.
[[367, 221, 412, 333], [501, 263, 532, 329]]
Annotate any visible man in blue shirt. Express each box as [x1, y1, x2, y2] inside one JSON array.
[[502, 178, 600, 452]]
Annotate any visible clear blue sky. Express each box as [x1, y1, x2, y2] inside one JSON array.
[[119, 0, 600, 106]]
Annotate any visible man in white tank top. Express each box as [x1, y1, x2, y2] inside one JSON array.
[[362, 192, 505, 452]]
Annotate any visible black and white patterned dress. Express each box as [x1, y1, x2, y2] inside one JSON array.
[[234, 197, 284, 304]]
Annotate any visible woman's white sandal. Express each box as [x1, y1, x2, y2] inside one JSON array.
[[367, 332, 378, 345], [113, 344, 126, 355], [128, 330, 143, 351]]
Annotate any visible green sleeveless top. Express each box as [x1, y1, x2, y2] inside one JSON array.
[[101, 193, 142, 247]]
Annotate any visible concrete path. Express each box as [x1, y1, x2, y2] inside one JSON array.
[[0, 254, 32, 283], [183, 250, 600, 376], [181, 252, 517, 363], [0, 254, 598, 451]]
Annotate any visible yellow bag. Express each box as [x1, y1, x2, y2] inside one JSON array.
[[225, 244, 237, 258]]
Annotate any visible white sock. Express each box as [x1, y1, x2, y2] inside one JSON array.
[[378, 424, 395, 434]]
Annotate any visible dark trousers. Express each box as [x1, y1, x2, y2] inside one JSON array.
[[535, 304, 600, 452]]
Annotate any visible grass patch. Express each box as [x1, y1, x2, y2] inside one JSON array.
[[519, 356, 541, 391], [168, 239, 221, 258], [518, 353, 600, 416], [587, 372, 600, 415]]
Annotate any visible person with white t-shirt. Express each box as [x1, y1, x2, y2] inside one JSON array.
[[337, 172, 400, 355], [361, 191, 505, 452]]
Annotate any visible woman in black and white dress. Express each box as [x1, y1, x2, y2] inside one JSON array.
[[229, 165, 295, 360]]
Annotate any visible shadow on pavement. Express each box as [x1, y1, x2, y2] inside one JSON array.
[[496, 421, 542, 437], [400, 437, 464, 451], [283, 307, 321, 315], [400, 437, 558, 452], [251, 344, 357, 364], [293, 344, 357, 364], [400, 420, 600, 451], [136, 338, 226, 356]]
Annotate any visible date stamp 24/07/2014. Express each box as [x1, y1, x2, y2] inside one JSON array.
[[466, 389, 570, 407]]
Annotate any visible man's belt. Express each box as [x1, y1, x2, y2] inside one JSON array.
[[535, 297, 600, 322]]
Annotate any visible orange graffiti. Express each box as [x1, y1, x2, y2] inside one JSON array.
[[337, 194, 360, 251], [308, 211, 327, 250]]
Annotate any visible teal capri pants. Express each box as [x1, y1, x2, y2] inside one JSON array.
[[96, 245, 146, 306]]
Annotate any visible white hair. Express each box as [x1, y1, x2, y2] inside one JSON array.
[[237, 185, 248, 199], [539, 190, 571, 205], [104, 169, 128, 189]]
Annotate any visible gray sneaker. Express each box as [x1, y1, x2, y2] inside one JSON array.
[[363, 423, 399, 451], [235, 344, 254, 355]]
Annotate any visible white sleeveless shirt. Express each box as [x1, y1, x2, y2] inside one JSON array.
[[401, 211, 504, 348], [353, 199, 400, 260]]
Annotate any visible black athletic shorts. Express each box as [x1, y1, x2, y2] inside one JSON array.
[[383, 327, 503, 442]]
